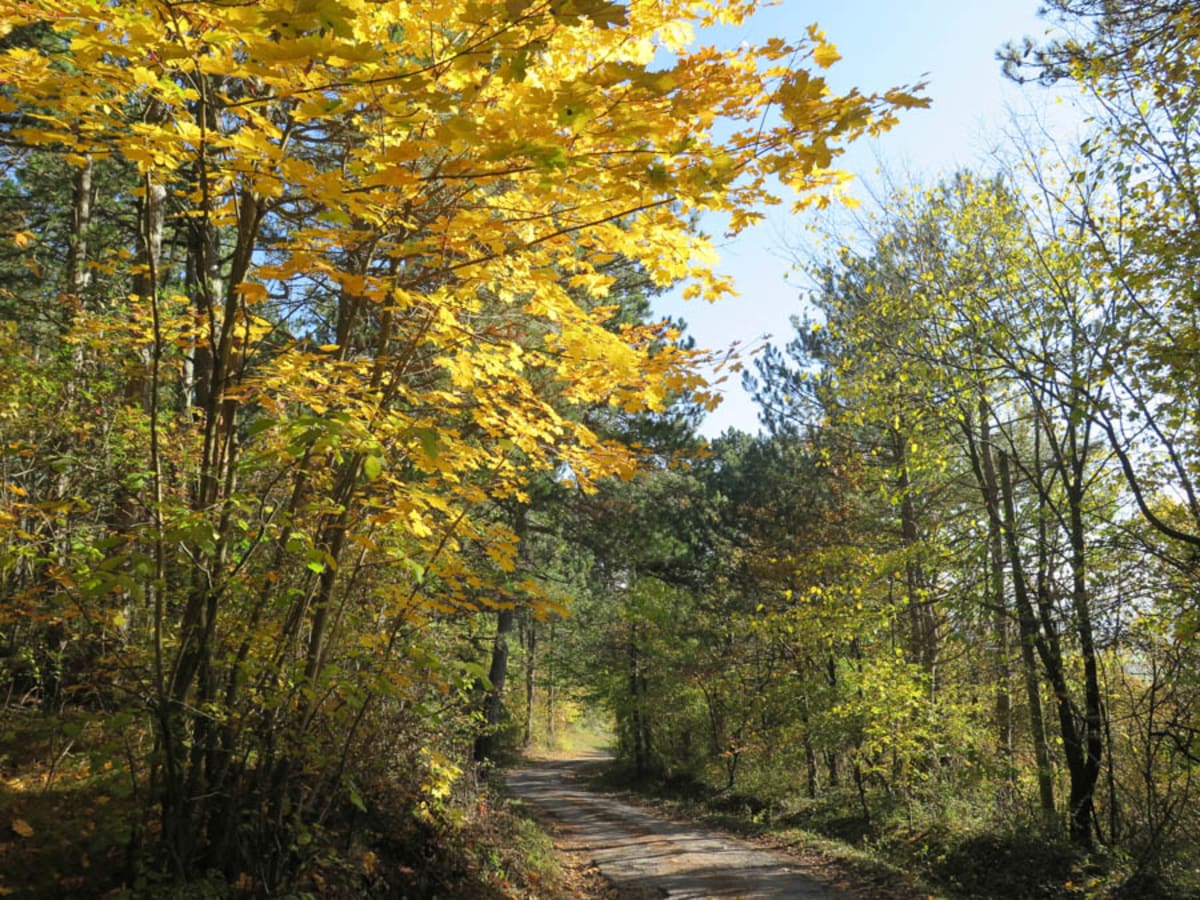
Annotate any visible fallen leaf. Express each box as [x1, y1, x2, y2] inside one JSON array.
[[11, 819, 33, 838]]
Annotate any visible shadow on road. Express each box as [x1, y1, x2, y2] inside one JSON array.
[[507, 755, 844, 900]]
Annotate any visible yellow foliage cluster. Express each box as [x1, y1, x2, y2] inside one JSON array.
[[0, 0, 919, 609]]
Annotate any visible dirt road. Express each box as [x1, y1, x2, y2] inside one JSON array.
[[506, 755, 846, 899]]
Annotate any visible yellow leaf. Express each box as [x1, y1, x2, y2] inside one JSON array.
[[236, 282, 268, 303], [813, 42, 841, 68], [11, 818, 33, 838]]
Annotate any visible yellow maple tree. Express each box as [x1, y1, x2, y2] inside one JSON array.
[[0, 0, 923, 882]]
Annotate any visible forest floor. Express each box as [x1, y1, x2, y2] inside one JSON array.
[[506, 752, 930, 899]]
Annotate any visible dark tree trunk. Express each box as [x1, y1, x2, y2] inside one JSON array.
[[1063, 426, 1103, 847], [967, 402, 1015, 792], [629, 623, 649, 776], [474, 608, 516, 764], [522, 613, 536, 748], [996, 449, 1057, 824], [895, 433, 938, 684]]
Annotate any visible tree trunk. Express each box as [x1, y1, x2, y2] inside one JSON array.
[[545, 621, 557, 747], [1027, 418, 1094, 849], [474, 608, 516, 764], [1063, 430, 1103, 847], [976, 405, 1014, 790], [895, 432, 938, 685], [628, 621, 649, 776], [474, 507, 530, 764], [826, 654, 840, 788], [996, 449, 1057, 824], [474, 607, 516, 763], [184, 153, 222, 413], [127, 172, 166, 409], [66, 157, 93, 317], [522, 613, 536, 748]]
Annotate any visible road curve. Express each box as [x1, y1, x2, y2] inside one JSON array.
[[506, 756, 846, 899]]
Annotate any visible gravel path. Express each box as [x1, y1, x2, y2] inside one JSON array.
[[506, 756, 847, 899]]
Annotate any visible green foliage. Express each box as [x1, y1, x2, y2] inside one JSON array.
[[544, 163, 1200, 894]]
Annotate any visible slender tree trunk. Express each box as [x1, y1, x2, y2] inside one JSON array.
[[975, 405, 1014, 790], [804, 733, 819, 799], [988, 505, 1014, 780], [826, 653, 840, 788], [127, 175, 166, 409], [638, 666, 652, 769], [67, 157, 93, 319], [39, 157, 96, 708], [630, 640, 645, 774], [1026, 425, 1094, 849], [895, 433, 938, 686], [184, 168, 221, 412], [522, 613, 536, 748], [1064, 449, 1103, 847], [629, 621, 647, 776], [996, 449, 1057, 824], [545, 621, 557, 747]]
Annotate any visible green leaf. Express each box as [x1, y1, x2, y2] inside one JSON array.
[[551, 0, 628, 29], [348, 780, 367, 813], [414, 428, 440, 458], [362, 455, 383, 480]]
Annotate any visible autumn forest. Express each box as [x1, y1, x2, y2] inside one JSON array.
[[0, 0, 1197, 896]]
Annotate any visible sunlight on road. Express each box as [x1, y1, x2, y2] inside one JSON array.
[[508, 757, 843, 899]]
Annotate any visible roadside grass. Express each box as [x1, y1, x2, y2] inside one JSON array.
[[485, 766, 617, 899], [389, 789, 574, 899], [583, 763, 931, 899], [581, 761, 1188, 899], [301, 764, 605, 899]]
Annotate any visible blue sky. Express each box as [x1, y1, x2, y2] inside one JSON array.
[[655, 1, 1065, 436]]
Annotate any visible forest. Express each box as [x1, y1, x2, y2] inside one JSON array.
[[0, 0, 1197, 897]]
